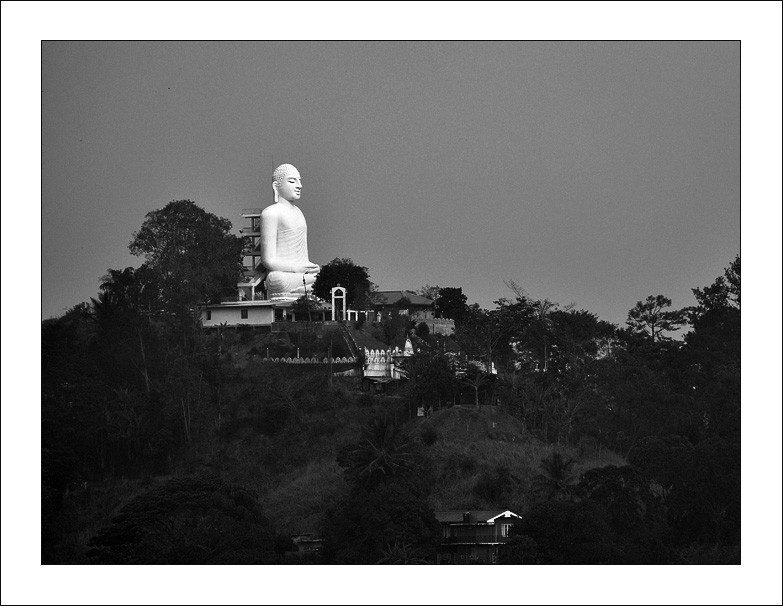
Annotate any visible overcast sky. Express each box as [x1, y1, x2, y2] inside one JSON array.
[[40, 40, 740, 326]]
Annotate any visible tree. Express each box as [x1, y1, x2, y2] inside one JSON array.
[[313, 257, 374, 307], [434, 287, 470, 325], [87, 476, 282, 564], [690, 255, 740, 316], [401, 350, 456, 413], [291, 293, 322, 320], [456, 305, 510, 373], [460, 365, 491, 407], [321, 482, 440, 564], [531, 451, 577, 501], [337, 417, 418, 489], [626, 295, 686, 342], [129, 199, 243, 317], [415, 284, 441, 302]]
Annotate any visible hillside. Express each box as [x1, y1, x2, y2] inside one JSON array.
[[42, 297, 740, 565], [42, 327, 624, 563]]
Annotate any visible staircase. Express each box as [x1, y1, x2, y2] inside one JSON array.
[[338, 324, 361, 360]]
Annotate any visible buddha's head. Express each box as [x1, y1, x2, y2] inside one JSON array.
[[272, 163, 302, 202]]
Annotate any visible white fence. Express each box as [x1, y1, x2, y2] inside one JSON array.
[[260, 356, 357, 365]]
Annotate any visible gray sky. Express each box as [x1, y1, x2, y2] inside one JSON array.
[[41, 40, 740, 326]]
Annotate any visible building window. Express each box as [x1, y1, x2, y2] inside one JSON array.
[[275, 309, 284, 322], [206, 310, 211, 320], [501, 523, 513, 537], [241, 309, 248, 319]]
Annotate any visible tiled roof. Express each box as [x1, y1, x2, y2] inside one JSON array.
[[435, 510, 510, 524], [371, 290, 434, 307]]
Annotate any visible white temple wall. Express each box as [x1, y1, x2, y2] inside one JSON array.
[[201, 306, 274, 327]]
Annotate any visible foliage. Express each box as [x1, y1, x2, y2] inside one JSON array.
[[337, 417, 419, 489], [313, 257, 374, 307], [690, 254, 740, 315], [381, 313, 413, 346], [42, 254, 740, 564], [625, 294, 686, 342], [415, 321, 430, 340], [498, 534, 542, 564], [128, 199, 243, 316], [434, 287, 470, 325], [531, 451, 577, 501], [291, 294, 322, 319], [473, 465, 516, 503], [419, 422, 439, 446], [459, 366, 492, 407], [514, 464, 670, 564], [87, 476, 282, 564], [321, 481, 440, 564], [400, 350, 456, 413]]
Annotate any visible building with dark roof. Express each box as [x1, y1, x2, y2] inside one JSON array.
[[434, 510, 519, 564]]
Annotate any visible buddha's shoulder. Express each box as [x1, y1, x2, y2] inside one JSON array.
[[261, 203, 291, 219]]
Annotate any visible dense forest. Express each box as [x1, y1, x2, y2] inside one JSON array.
[[41, 201, 740, 565]]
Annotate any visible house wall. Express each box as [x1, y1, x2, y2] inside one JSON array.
[[493, 519, 514, 539], [438, 544, 498, 564], [201, 305, 274, 327]]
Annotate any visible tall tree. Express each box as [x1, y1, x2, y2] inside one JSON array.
[[129, 199, 243, 317], [626, 295, 686, 342], [87, 476, 282, 564], [313, 257, 374, 307], [415, 284, 441, 302], [433, 287, 470, 325], [690, 255, 740, 315]]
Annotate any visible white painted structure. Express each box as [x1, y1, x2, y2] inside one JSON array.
[[363, 337, 414, 379], [331, 286, 346, 321], [201, 301, 277, 327]]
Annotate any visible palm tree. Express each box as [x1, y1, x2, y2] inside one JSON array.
[[531, 451, 577, 501], [346, 417, 416, 487], [461, 367, 490, 408]]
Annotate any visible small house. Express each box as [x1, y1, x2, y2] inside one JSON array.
[[435, 510, 520, 564]]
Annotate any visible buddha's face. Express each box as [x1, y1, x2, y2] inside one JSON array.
[[275, 170, 302, 202]]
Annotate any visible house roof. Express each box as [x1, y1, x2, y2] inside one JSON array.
[[435, 510, 520, 524], [371, 290, 434, 307]]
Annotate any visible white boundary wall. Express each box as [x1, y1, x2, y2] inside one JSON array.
[[201, 305, 274, 327]]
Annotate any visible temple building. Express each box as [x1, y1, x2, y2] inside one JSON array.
[[201, 207, 314, 328], [200, 209, 454, 336]]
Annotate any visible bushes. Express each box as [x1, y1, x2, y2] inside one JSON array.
[[420, 422, 439, 446], [87, 476, 285, 564]]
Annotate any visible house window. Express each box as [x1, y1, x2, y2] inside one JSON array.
[[206, 310, 211, 320], [275, 309, 284, 322], [241, 309, 248, 319], [501, 523, 513, 537]]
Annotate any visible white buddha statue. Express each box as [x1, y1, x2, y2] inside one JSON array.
[[260, 163, 320, 300]]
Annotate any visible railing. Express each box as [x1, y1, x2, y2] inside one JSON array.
[[221, 296, 266, 304], [339, 324, 360, 359], [441, 534, 510, 544]]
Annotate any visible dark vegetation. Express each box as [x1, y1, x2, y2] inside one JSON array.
[[41, 200, 740, 564]]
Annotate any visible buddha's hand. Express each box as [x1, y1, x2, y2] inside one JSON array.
[[301, 262, 321, 274]]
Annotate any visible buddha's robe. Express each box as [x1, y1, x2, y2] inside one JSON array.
[[265, 224, 316, 300]]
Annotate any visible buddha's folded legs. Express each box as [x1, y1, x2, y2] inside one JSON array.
[[267, 270, 318, 300]]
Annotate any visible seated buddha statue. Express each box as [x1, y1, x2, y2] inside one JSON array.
[[260, 163, 320, 300]]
